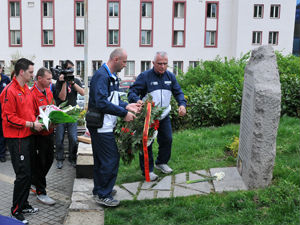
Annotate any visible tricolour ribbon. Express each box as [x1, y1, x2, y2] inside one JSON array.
[[142, 102, 152, 182]]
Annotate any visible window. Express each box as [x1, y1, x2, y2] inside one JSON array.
[[252, 31, 262, 45], [174, 2, 184, 18], [109, 2, 119, 17], [141, 61, 151, 72], [207, 3, 217, 18], [141, 30, 151, 45], [125, 61, 135, 76], [108, 30, 119, 45], [43, 60, 53, 69], [268, 32, 278, 45], [10, 30, 21, 45], [10, 2, 20, 17], [254, 5, 263, 18], [43, 30, 54, 45], [189, 61, 199, 68], [76, 61, 85, 77], [142, 2, 152, 17], [270, 5, 280, 18], [173, 61, 183, 76], [92, 60, 102, 74], [76, 1, 84, 17], [173, 31, 184, 46], [205, 31, 216, 46], [43, 2, 53, 17], [76, 30, 84, 45]]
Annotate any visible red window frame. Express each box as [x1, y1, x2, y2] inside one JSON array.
[[8, 0, 22, 47], [204, 1, 219, 48], [107, 0, 121, 47], [74, 0, 84, 47], [172, 0, 186, 47], [140, 0, 153, 47], [41, 0, 55, 47]]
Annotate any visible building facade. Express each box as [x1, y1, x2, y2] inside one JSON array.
[[0, 0, 297, 80]]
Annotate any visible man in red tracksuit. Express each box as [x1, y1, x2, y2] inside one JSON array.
[[0, 58, 43, 224], [30, 67, 56, 206]]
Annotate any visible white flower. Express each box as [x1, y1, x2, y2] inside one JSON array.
[[213, 172, 225, 181]]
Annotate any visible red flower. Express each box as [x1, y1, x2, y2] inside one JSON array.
[[154, 120, 160, 130], [121, 127, 130, 133], [130, 132, 134, 136], [152, 102, 155, 107]]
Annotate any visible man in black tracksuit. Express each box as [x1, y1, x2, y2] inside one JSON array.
[[128, 51, 187, 181]]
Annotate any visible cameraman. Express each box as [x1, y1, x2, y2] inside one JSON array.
[[54, 60, 84, 169]]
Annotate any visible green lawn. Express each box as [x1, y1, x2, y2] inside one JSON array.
[[106, 116, 300, 225]]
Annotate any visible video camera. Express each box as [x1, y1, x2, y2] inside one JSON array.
[[50, 65, 74, 82]]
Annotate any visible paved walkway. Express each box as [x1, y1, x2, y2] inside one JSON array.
[[0, 157, 75, 225]]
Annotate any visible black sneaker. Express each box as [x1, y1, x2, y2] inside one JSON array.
[[11, 211, 28, 224], [22, 205, 39, 214], [94, 196, 120, 207], [0, 157, 6, 162]]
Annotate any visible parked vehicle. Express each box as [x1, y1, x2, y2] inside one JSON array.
[[119, 80, 135, 92]]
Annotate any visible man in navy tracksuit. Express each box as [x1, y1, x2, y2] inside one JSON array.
[[128, 51, 187, 181], [88, 48, 141, 207]]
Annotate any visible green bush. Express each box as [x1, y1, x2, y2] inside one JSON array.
[[171, 52, 300, 130]]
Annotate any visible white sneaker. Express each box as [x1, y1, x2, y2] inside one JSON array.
[[149, 172, 158, 181], [155, 164, 173, 174], [37, 194, 56, 205]]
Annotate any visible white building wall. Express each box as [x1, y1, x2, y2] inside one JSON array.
[[0, 0, 296, 81]]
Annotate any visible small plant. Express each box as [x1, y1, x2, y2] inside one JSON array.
[[225, 136, 239, 158]]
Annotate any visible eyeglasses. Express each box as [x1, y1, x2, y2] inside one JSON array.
[[156, 63, 168, 66]]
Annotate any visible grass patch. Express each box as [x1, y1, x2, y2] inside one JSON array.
[[107, 116, 300, 225]]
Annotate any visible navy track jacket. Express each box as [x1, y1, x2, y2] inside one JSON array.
[[128, 68, 186, 119], [88, 64, 128, 132]]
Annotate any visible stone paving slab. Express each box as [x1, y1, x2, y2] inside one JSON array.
[[141, 181, 156, 190], [137, 190, 155, 200], [152, 175, 172, 190], [64, 210, 104, 225], [122, 182, 140, 195], [176, 172, 212, 194], [173, 186, 201, 197], [175, 172, 187, 184], [210, 167, 248, 193], [157, 191, 171, 199], [114, 186, 134, 201]]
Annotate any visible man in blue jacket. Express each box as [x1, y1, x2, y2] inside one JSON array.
[[128, 51, 187, 181], [0, 65, 11, 162], [88, 48, 141, 207]]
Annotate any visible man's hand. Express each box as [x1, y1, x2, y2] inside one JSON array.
[[33, 121, 43, 132], [137, 100, 144, 105], [58, 74, 65, 82], [124, 112, 136, 122], [178, 105, 186, 117], [126, 103, 142, 114]]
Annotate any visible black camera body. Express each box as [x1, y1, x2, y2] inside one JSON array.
[[50, 65, 75, 82]]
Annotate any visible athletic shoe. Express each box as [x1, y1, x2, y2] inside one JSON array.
[[37, 194, 56, 205], [0, 157, 6, 162], [30, 185, 36, 194], [155, 164, 173, 174], [21, 205, 39, 214], [56, 161, 63, 169], [94, 196, 120, 207], [11, 212, 28, 224], [93, 189, 117, 199], [149, 172, 158, 181]]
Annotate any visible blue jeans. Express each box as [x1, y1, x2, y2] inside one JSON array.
[[55, 123, 78, 162]]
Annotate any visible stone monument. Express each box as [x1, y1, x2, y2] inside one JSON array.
[[237, 45, 281, 189]]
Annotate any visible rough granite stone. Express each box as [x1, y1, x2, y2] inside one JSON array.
[[73, 178, 93, 192], [237, 45, 281, 189]]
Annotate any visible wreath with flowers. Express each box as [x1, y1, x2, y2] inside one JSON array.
[[115, 95, 165, 164]]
